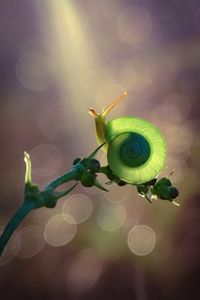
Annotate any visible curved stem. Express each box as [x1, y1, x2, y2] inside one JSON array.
[[45, 170, 76, 190], [0, 201, 36, 255], [0, 144, 107, 256]]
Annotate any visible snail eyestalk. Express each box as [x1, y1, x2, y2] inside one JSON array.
[[89, 91, 128, 120], [102, 91, 128, 118], [89, 108, 99, 118], [89, 92, 128, 153]]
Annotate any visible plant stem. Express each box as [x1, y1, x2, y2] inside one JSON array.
[[0, 201, 36, 255], [0, 145, 107, 256], [45, 170, 76, 190], [0, 169, 78, 256]]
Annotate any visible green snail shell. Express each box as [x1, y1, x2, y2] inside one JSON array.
[[105, 117, 167, 184]]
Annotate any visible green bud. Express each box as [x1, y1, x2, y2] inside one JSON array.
[[169, 187, 179, 199], [157, 186, 179, 200], [81, 171, 96, 187], [88, 159, 100, 173], [155, 177, 172, 188]]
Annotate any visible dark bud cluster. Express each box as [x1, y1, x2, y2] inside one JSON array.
[[153, 177, 179, 200], [81, 171, 96, 187], [137, 176, 179, 204], [72, 157, 100, 188]]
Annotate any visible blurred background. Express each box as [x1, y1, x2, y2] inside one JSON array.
[[0, 0, 200, 299]]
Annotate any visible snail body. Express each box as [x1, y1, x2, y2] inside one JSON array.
[[89, 93, 167, 184]]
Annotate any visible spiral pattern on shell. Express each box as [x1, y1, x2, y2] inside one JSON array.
[[105, 117, 167, 184]]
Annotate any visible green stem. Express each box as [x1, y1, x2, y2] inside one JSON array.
[[45, 170, 76, 190], [99, 166, 109, 175], [0, 145, 107, 256], [0, 201, 36, 255]]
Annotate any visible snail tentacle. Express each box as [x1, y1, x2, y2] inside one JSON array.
[[89, 92, 128, 153]]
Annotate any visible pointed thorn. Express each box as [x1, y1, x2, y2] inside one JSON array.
[[54, 183, 78, 199], [138, 192, 152, 203], [94, 180, 109, 192], [168, 169, 175, 177], [172, 201, 180, 207], [145, 195, 152, 204]]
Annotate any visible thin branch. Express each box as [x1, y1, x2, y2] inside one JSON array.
[[0, 201, 36, 255], [45, 170, 76, 190]]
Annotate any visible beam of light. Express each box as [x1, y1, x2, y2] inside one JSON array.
[[44, 0, 103, 152]]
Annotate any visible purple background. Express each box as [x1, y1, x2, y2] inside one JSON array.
[[0, 0, 200, 299]]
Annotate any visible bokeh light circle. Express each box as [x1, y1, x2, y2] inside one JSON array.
[[16, 52, 56, 91], [16, 52, 56, 90], [97, 203, 126, 232], [44, 214, 76, 247], [0, 227, 21, 266], [117, 6, 152, 44], [30, 144, 63, 177], [16, 225, 45, 259], [127, 225, 156, 256], [62, 194, 93, 224]]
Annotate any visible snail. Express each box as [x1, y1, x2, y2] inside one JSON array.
[[89, 92, 167, 185]]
